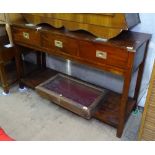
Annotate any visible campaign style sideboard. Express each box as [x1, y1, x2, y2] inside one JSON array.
[[11, 23, 151, 137]]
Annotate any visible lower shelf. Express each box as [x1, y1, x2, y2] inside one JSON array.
[[20, 65, 136, 128], [94, 91, 136, 128], [21, 67, 58, 89]]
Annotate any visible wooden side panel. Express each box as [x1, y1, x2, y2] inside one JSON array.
[[133, 43, 146, 71], [139, 61, 155, 140]]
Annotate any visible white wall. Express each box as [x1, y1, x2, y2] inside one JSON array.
[[26, 13, 155, 107], [132, 13, 155, 106]]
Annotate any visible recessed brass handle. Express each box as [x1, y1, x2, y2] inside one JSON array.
[[54, 40, 63, 48], [23, 32, 29, 39], [96, 50, 107, 59]]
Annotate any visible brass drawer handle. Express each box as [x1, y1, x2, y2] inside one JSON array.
[[96, 50, 107, 59], [54, 40, 63, 48], [23, 32, 29, 39]]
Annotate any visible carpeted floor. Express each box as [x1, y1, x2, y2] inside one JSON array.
[[0, 85, 142, 141]]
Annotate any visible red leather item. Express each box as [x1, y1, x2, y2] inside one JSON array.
[[0, 128, 14, 141]]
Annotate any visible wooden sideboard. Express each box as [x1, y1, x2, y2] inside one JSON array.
[[11, 23, 151, 137]]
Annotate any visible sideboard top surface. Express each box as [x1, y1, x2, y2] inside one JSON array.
[[12, 23, 151, 51]]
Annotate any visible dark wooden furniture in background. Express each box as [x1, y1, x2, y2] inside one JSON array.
[[0, 35, 20, 94], [11, 24, 151, 137]]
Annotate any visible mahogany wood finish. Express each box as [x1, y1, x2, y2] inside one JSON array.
[[42, 32, 79, 56], [94, 91, 136, 127], [11, 24, 151, 137], [21, 68, 58, 89], [79, 41, 128, 69], [0, 35, 20, 93], [12, 27, 40, 47]]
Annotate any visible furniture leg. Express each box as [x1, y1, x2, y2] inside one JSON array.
[[0, 62, 9, 94], [134, 41, 149, 103], [41, 52, 46, 69], [14, 46, 24, 89], [36, 51, 42, 69], [117, 70, 132, 137]]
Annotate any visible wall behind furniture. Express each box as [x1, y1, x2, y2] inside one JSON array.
[[26, 13, 155, 107], [132, 13, 155, 106]]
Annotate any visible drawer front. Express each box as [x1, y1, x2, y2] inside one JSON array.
[[12, 27, 40, 46], [79, 41, 128, 68], [42, 32, 78, 56]]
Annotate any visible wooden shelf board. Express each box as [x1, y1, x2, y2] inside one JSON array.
[[21, 67, 58, 89], [20, 63, 136, 128], [94, 91, 136, 128]]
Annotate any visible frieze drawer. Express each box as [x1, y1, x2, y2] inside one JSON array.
[[12, 27, 40, 47], [79, 41, 128, 68], [41, 32, 79, 56]]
